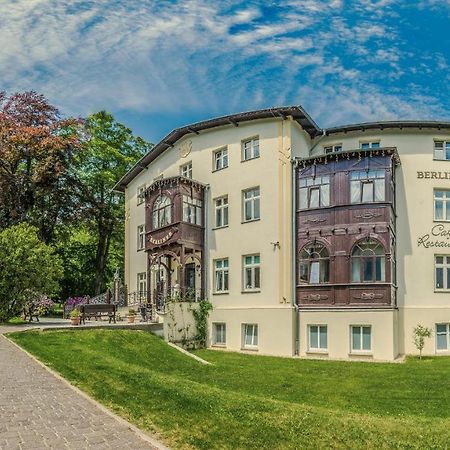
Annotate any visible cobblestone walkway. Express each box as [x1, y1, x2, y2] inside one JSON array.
[[0, 334, 159, 449]]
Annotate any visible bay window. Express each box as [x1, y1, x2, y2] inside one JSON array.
[[351, 239, 386, 283], [152, 195, 172, 229], [350, 170, 385, 203], [299, 243, 330, 284], [299, 176, 330, 209], [183, 195, 202, 225]]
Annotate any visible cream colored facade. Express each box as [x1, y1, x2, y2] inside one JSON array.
[[117, 108, 450, 361]]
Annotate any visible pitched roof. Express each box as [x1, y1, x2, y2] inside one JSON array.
[[113, 106, 320, 191]]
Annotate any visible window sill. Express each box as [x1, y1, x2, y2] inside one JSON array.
[[241, 218, 261, 224], [306, 350, 328, 355], [241, 156, 260, 163], [241, 346, 259, 352], [242, 290, 261, 294], [434, 290, 450, 293], [212, 225, 229, 230], [212, 167, 228, 173], [212, 291, 229, 296], [349, 351, 373, 357], [137, 248, 145, 252], [212, 343, 227, 348]]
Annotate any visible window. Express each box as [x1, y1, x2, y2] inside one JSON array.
[[324, 144, 342, 154], [360, 141, 380, 149], [242, 137, 260, 161], [309, 325, 328, 351], [350, 170, 385, 203], [180, 162, 192, 179], [299, 176, 330, 209], [137, 185, 146, 205], [213, 323, 226, 345], [243, 187, 260, 221], [137, 272, 147, 294], [434, 141, 450, 161], [183, 195, 202, 225], [215, 196, 229, 228], [243, 254, 260, 291], [152, 195, 172, 229], [299, 243, 330, 284], [434, 190, 450, 221], [435, 255, 450, 290], [436, 324, 450, 351], [243, 324, 258, 348], [214, 259, 229, 292], [351, 326, 372, 352], [213, 147, 228, 171], [137, 224, 145, 250], [351, 239, 386, 283]]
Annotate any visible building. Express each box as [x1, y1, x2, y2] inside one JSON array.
[[114, 106, 450, 361]]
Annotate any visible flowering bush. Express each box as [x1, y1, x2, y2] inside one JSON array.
[[23, 292, 55, 321], [66, 296, 89, 307]]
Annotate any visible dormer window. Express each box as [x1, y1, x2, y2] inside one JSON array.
[[152, 195, 172, 229]]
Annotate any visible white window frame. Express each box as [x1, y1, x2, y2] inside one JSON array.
[[182, 195, 202, 226], [242, 137, 260, 161], [324, 144, 342, 154], [137, 184, 146, 205], [137, 224, 145, 250], [137, 272, 147, 294], [242, 323, 258, 349], [434, 189, 450, 222], [213, 147, 228, 171], [436, 323, 450, 351], [180, 161, 193, 179], [242, 187, 260, 222], [213, 323, 226, 346], [350, 325, 372, 353], [308, 325, 328, 352], [214, 258, 229, 293], [434, 140, 450, 161], [214, 196, 229, 228], [243, 254, 261, 291], [360, 141, 381, 149], [435, 255, 450, 291]]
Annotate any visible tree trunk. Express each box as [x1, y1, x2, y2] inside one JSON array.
[[94, 220, 113, 295]]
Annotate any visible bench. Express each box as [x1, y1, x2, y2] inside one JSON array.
[[79, 304, 117, 324]]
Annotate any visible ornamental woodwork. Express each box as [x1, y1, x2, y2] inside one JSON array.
[[296, 152, 398, 309]]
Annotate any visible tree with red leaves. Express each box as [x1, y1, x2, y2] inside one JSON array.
[[0, 91, 81, 242]]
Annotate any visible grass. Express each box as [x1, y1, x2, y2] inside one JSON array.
[[6, 317, 28, 325], [8, 329, 450, 449]]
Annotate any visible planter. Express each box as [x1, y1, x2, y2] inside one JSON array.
[[70, 317, 80, 326], [128, 315, 136, 324]]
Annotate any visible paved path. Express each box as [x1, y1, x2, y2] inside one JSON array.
[[0, 333, 161, 450]]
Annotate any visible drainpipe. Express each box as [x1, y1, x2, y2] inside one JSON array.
[[203, 185, 210, 297], [291, 159, 300, 356]]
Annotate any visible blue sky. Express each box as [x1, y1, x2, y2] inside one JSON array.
[[0, 0, 449, 144]]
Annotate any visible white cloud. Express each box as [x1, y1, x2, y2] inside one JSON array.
[[0, 0, 448, 130]]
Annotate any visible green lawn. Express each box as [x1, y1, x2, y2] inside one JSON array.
[[8, 329, 450, 449]]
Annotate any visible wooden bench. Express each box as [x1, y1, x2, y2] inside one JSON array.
[[79, 304, 117, 324]]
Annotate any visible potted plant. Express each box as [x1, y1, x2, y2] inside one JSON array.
[[128, 308, 136, 324], [69, 308, 81, 326]]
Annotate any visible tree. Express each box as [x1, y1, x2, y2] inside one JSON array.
[[413, 324, 432, 360], [73, 111, 151, 295], [0, 223, 63, 322], [0, 91, 81, 242]]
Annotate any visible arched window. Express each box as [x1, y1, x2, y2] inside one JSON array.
[[152, 195, 172, 229], [299, 243, 330, 284], [351, 239, 385, 282]]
